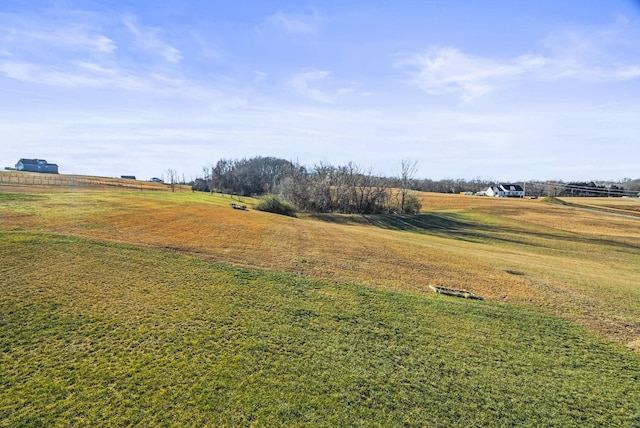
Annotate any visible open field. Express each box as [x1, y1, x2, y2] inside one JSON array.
[[0, 170, 191, 192], [558, 196, 640, 217], [3, 185, 638, 346], [2, 232, 640, 426], [2, 180, 640, 425]]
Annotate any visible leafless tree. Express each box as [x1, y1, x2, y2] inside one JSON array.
[[398, 159, 418, 214], [164, 168, 178, 192]]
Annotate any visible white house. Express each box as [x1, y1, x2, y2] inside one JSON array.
[[486, 184, 525, 198]]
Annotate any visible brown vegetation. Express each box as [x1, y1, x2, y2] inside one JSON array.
[[2, 180, 639, 351]]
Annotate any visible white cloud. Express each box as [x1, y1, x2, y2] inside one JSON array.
[[0, 15, 116, 55], [52, 28, 116, 54], [0, 59, 149, 90], [0, 61, 34, 82], [0, 58, 249, 107], [543, 16, 638, 61], [396, 46, 547, 101], [91, 35, 116, 54], [288, 69, 356, 103], [612, 65, 640, 79], [398, 18, 640, 101], [264, 10, 320, 35], [190, 31, 223, 62], [0, 11, 244, 103], [253, 70, 268, 82], [122, 16, 182, 63]]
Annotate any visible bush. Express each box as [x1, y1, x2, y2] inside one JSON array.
[[255, 194, 298, 217], [402, 194, 422, 214]]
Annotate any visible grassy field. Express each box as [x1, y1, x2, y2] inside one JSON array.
[[556, 196, 640, 217], [0, 170, 191, 192], [1, 181, 640, 425]]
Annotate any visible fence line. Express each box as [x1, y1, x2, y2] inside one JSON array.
[[0, 171, 172, 191]]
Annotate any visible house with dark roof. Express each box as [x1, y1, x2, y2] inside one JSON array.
[[486, 184, 524, 198], [15, 159, 59, 174]]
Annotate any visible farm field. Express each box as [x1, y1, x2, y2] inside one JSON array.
[[0, 170, 190, 192], [3, 184, 637, 346], [558, 196, 640, 217], [1, 179, 640, 425]]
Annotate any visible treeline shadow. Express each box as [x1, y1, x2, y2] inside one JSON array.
[[309, 212, 640, 252], [310, 212, 489, 242], [362, 213, 487, 242]]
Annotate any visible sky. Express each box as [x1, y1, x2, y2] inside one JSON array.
[[1, 0, 639, 182]]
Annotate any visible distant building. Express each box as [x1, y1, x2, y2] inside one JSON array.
[[150, 177, 163, 183], [15, 159, 58, 174], [121, 175, 136, 180], [486, 184, 525, 198]]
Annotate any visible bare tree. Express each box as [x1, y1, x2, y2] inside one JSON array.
[[164, 168, 178, 192], [398, 159, 418, 214]]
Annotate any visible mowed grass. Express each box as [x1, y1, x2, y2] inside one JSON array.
[[2, 232, 640, 426], [561, 196, 640, 212], [2, 189, 640, 349]]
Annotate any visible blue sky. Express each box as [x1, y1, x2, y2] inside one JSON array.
[[1, 0, 639, 181]]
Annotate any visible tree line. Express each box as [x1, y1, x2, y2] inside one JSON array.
[[192, 156, 421, 214], [190, 156, 640, 213]]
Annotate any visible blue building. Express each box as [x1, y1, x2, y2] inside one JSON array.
[[16, 159, 59, 174]]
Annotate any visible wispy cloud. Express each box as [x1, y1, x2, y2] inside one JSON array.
[[122, 15, 182, 63], [263, 10, 320, 35], [190, 31, 223, 62], [396, 47, 547, 101], [398, 18, 640, 101], [613, 65, 640, 79], [253, 70, 268, 83], [0, 59, 154, 92], [288, 69, 356, 103], [0, 11, 245, 103], [0, 19, 116, 57]]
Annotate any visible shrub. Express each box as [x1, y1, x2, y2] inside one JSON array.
[[402, 194, 422, 214], [255, 194, 298, 217]]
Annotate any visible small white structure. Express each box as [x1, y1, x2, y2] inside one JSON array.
[[486, 184, 525, 198]]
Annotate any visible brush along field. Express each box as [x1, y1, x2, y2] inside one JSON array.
[[1, 184, 640, 425]]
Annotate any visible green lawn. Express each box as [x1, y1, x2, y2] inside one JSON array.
[[2, 232, 639, 427]]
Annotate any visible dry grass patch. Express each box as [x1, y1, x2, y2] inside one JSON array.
[[0, 170, 192, 192], [561, 196, 640, 215], [1, 189, 640, 349]]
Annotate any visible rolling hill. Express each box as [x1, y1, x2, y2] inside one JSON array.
[[1, 175, 639, 426]]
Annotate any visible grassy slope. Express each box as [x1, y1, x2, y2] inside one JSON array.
[[2, 189, 639, 347], [0, 170, 189, 192], [1, 188, 640, 425], [2, 232, 639, 426], [559, 196, 640, 216]]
